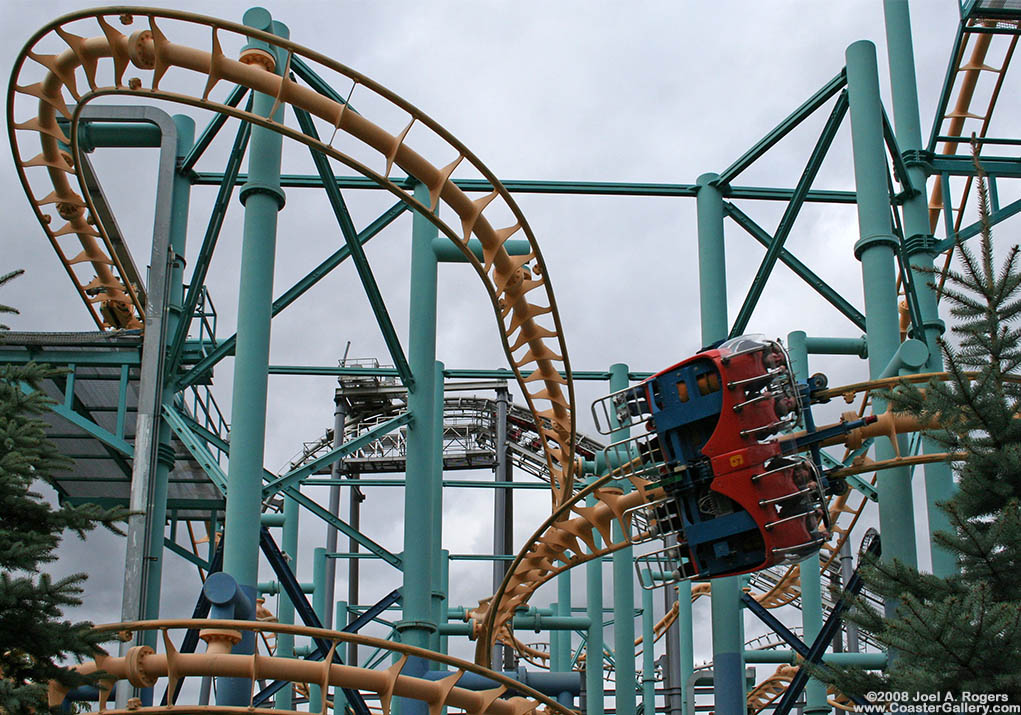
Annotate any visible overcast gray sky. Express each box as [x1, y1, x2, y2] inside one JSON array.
[[3, 0, 1016, 694]]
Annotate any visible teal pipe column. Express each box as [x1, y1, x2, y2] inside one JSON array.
[[696, 172, 745, 715], [431, 362, 447, 654], [398, 181, 440, 656], [675, 582, 693, 715], [787, 332, 829, 715], [641, 587, 655, 715], [143, 114, 194, 643], [609, 363, 636, 715], [883, 0, 955, 577], [222, 7, 288, 593], [585, 491, 605, 715], [311, 547, 326, 713], [554, 572, 572, 671], [846, 41, 919, 577], [276, 494, 299, 710]]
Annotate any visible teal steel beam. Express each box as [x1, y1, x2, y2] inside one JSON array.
[[846, 41, 919, 586], [929, 155, 1021, 177], [730, 92, 849, 337], [880, 109, 915, 198], [884, 0, 956, 578], [398, 182, 440, 655], [222, 10, 288, 599], [716, 70, 847, 187], [163, 537, 211, 570], [786, 333, 828, 715], [264, 366, 651, 380], [191, 172, 859, 203], [431, 362, 446, 654], [0, 349, 139, 365], [641, 587, 655, 715], [293, 106, 413, 388], [697, 172, 746, 714], [584, 490, 605, 715], [168, 112, 252, 373], [161, 404, 228, 493], [432, 237, 531, 262], [610, 363, 636, 715], [180, 85, 249, 174], [935, 195, 1021, 251], [261, 413, 412, 498], [926, 22, 968, 154], [804, 336, 868, 357], [175, 201, 406, 390], [45, 397, 134, 457], [724, 203, 867, 330], [283, 486, 403, 570]]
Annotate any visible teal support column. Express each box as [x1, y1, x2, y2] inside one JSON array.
[[846, 41, 918, 578], [696, 172, 745, 715], [883, 0, 955, 577], [431, 362, 447, 654], [142, 114, 195, 645], [438, 549, 450, 656], [641, 587, 655, 715], [787, 332, 829, 715], [676, 582, 693, 715], [276, 494, 299, 710], [609, 363, 636, 715], [585, 492, 605, 715], [398, 179, 440, 714], [311, 547, 326, 713], [222, 7, 288, 595], [554, 572, 572, 671]]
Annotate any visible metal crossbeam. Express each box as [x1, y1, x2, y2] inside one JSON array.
[[724, 202, 867, 329], [175, 201, 406, 390], [292, 105, 414, 388], [180, 85, 249, 174], [161, 404, 228, 493], [37, 387, 135, 458], [262, 412, 412, 497], [193, 172, 860, 202], [731, 91, 849, 337], [716, 70, 848, 187]]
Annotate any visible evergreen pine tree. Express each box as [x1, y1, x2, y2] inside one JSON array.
[[825, 148, 1021, 701], [0, 272, 128, 713]]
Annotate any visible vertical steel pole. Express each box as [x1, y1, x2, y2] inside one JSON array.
[[348, 471, 362, 665], [311, 547, 327, 713], [787, 332, 829, 715], [641, 587, 656, 715], [883, 0, 955, 577], [585, 493, 605, 715], [431, 360, 446, 654], [610, 363, 636, 715], [493, 386, 515, 669], [276, 494, 299, 710], [398, 182, 440, 715], [324, 394, 348, 629], [555, 571, 572, 671], [222, 7, 287, 591], [142, 115, 195, 646], [663, 580, 689, 715], [696, 172, 745, 715], [218, 10, 287, 706], [846, 41, 919, 580]]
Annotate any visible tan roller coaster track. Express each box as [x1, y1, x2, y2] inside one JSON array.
[[45, 619, 574, 715], [10, 4, 1018, 708]]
